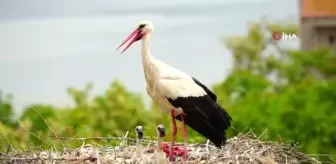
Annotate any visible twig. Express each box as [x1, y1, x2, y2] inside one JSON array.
[[51, 136, 156, 144], [123, 131, 129, 146], [258, 129, 268, 140], [205, 139, 210, 155], [80, 138, 86, 148], [29, 132, 53, 148], [31, 107, 65, 149], [0, 133, 18, 154]]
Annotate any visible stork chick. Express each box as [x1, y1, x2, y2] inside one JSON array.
[[130, 125, 149, 164], [155, 124, 168, 164], [135, 126, 144, 158], [117, 20, 232, 161]]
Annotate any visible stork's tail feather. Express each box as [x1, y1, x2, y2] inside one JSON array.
[[175, 115, 226, 148], [172, 96, 232, 148]]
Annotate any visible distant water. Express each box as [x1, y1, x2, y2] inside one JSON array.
[[0, 0, 298, 114]]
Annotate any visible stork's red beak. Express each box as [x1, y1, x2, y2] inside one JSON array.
[[116, 29, 143, 54]]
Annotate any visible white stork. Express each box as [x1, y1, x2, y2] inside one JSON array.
[[116, 20, 232, 161]]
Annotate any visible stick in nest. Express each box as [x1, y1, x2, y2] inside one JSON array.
[[32, 107, 65, 148]]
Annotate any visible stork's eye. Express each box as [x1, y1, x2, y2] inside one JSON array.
[[138, 24, 146, 29]]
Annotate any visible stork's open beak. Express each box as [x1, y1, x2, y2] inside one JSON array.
[[116, 29, 143, 54]]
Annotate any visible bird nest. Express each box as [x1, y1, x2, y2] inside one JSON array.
[[0, 132, 321, 164]]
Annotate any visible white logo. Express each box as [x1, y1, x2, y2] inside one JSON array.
[[272, 31, 297, 40]]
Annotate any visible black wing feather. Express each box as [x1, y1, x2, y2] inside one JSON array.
[[191, 77, 217, 101], [167, 79, 232, 148]]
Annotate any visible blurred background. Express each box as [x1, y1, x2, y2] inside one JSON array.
[[0, 0, 335, 162]]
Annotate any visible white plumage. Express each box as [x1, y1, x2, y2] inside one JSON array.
[[143, 53, 207, 116], [117, 20, 232, 161], [158, 76, 207, 99]]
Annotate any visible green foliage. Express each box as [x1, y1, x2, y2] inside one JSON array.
[[0, 92, 15, 127], [0, 19, 335, 162], [214, 19, 336, 161]]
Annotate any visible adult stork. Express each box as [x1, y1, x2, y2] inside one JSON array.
[[116, 20, 232, 160]]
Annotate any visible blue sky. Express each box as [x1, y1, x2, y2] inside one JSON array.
[[0, 0, 299, 114]]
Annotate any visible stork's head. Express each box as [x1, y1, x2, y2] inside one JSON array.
[[156, 124, 165, 138], [116, 20, 153, 54], [135, 125, 143, 139]]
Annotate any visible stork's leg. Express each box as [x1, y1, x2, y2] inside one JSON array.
[[169, 110, 177, 161], [180, 113, 188, 162]]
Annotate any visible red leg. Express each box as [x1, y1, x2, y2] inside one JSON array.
[[180, 114, 188, 162], [170, 110, 177, 161]]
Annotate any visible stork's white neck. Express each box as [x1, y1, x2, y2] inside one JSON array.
[[141, 33, 158, 83], [141, 33, 154, 62], [156, 136, 163, 152], [136, 138, 142, 157]]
